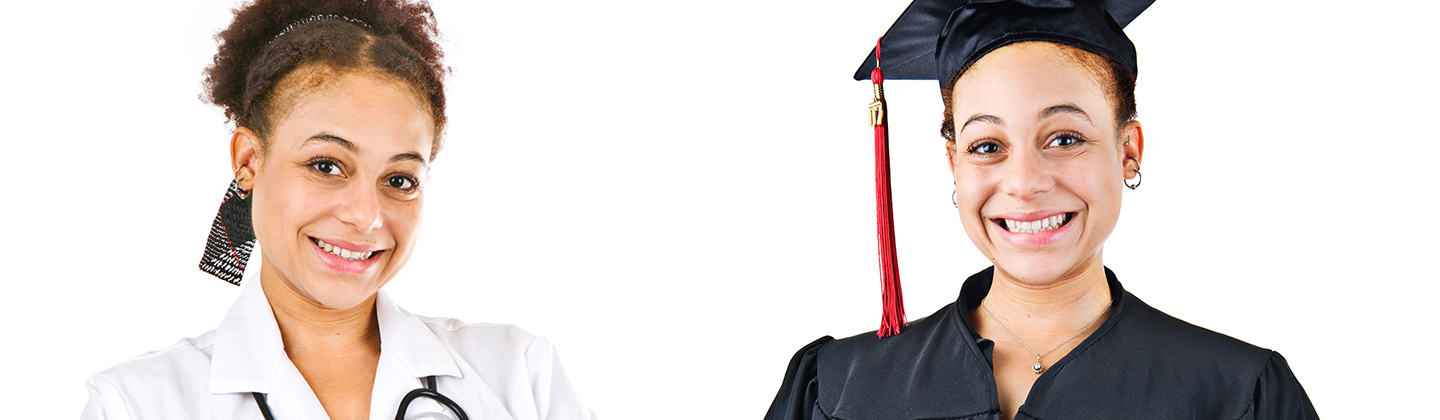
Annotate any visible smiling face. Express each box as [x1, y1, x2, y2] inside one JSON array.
[[236, 67, 435, 310], [947, 42, 1142, 285]]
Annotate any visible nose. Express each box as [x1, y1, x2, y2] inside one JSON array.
[[334, 182, 384, 233], [997, 149, 1055, 201]]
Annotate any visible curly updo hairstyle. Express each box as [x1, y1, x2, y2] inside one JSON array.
[[204, 0, 447, 158]]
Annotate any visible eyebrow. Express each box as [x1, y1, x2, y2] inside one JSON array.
[[302, 133, 356, 151], [960, 114, 1003, 132], [959, 104, 1094, 134], [302, 133, 428, 165], [391, 152, 427, 165], [1040, 104, 1092, 123]]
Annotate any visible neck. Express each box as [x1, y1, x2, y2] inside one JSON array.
[[981, 259, 1112, 337], [260, 269, 381, 359]]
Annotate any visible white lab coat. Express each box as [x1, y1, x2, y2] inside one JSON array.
[[81, 276, 595, 420]]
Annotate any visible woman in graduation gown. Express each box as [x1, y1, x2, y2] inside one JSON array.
[[82, 1, 593, 419], [764, 1, 1318, 419]]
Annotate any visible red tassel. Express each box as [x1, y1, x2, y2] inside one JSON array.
[[869, 37, 906, 338]]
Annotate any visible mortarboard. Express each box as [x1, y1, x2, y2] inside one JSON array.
[[857, 0, 1154, 85], [859, 0, 1155, 338]]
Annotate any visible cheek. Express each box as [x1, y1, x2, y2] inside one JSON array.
[[1059, 159, 1124, 220], [250, 172, 329, 244], [954, 167, 997, 219], [249, 176, 291, 239], [387, 198, 424, 246]]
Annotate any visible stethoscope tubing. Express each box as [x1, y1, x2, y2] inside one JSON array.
[[250, 392, 277, 420], [250, 375, 468, 420], [398, 376, 469, 420]]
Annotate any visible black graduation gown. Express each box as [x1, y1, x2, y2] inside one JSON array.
[[764, 267, 1318, 420]]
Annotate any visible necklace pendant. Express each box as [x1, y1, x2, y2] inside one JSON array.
[[1031, 360, 1044, 374]]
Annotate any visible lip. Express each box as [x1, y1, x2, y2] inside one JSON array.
[[310, 237, 383, 273], [311, 237, 385, 252], [990, 211, 1077, 247], [991, 210, 1070, 223]]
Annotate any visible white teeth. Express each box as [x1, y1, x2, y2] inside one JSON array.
[[1002, 214, 1069, 234], [313, 239, 374, 261]]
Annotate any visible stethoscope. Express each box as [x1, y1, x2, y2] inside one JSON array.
[[250, 375, 469, 420]]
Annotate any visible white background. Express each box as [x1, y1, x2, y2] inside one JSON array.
[[1, 0, 1437, 418]]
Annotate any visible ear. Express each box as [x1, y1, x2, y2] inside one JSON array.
[[944, 140, 960, 178], [1120, 120, 1144, 176], [231, 127, 261, 190]]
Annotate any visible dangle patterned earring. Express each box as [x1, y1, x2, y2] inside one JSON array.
[[199, 167, 256, 285]]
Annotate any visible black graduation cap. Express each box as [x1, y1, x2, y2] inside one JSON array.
[[855, 0, 1155, 85], [858, 0, 1154, 339]]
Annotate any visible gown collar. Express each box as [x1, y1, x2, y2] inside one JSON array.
[[952, 266, 1129, 365], [817, 266, 1131, 420], [953, 266, 1128, 344], [951, 266, 1131, 414], [208, 268, 462, 395]]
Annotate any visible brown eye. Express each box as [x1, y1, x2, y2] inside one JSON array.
[[386, 175, 417, 191], [310, 159, 342, 175], [968, 142, 1001, 155], [1047, 133, 1086, 148]]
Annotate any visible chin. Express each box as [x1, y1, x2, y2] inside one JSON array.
[[990, 248, 1104, 287], [993, 258, 1077, 286], [295, 271, 387, 310]]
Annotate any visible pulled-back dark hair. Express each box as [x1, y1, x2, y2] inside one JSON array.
[[204, 0, 446, 158]]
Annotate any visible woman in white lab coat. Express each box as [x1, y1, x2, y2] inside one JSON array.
[[81, 1, 592, 419]]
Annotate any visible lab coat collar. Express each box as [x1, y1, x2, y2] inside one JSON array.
[[209, 274, 286, 395], [374, 290, 464, 380], [208, 270, 462, 395]]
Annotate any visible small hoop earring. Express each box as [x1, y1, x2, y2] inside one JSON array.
[[951, 181, 957, 208], [1125, 167, 1142, 190], [232, 166, 251, 199]]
